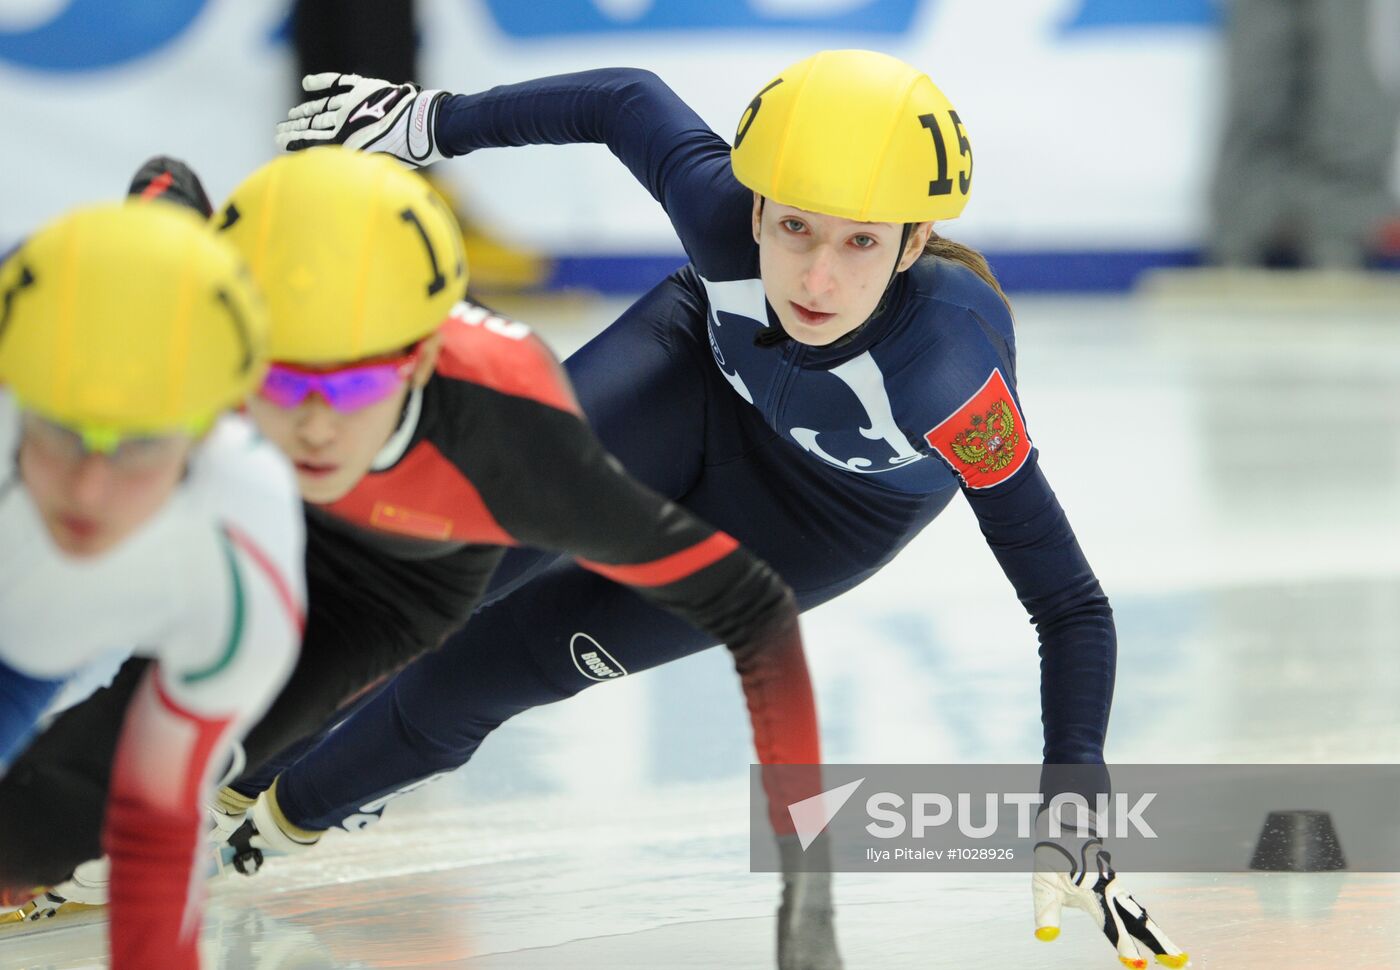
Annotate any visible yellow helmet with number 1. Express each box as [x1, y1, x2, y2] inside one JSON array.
[[217, 148, 467, 364], [730, 49, 973, 224], [0, 201, 268, 451]]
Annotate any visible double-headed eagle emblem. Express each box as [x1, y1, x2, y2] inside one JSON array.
[[949, 398, 1020, 474]]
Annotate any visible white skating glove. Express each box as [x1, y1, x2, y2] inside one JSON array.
[[207, 785, 254, 843], [275, 73, 450, 168], [776, 835, 843, 970], [1032, 835, 1190, 968]]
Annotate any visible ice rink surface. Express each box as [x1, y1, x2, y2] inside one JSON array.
[[5, 284, 1400, 969]]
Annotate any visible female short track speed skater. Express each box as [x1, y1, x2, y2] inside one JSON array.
[[266, 50, 1193, 969], [2, 148, 830, 961], [0, 200, 306, 969]]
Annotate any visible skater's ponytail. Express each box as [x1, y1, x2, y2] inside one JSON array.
[[922, 233, 1011, 311]]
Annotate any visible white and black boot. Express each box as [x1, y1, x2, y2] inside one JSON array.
[[223, 779, 323, 877]]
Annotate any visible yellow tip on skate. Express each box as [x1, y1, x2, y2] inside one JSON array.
[[1034, 926, 1059, 942], [1, 899, 106, 926], [0, 889, 47, 925], [1155, 954, 1190, 968], [1119, 957, 1147, 970]]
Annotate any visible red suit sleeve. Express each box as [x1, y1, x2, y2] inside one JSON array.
[[104, 668, 233, 970], [729, 594, 825, 836]]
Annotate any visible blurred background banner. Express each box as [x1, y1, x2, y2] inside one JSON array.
[[1, 0, 1392, 289]]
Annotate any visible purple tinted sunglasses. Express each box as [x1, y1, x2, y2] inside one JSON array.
[[258, 347, 421, 413]]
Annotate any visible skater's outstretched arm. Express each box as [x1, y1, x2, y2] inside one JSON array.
[[274, 69, 750, 277], [104, 510, 303, 969]]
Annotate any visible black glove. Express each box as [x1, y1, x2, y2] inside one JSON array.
[[776, 835, 843, 970]]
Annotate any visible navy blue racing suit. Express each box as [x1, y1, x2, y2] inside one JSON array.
[[261, 68, 1117, 830]]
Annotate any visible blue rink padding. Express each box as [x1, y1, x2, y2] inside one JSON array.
[[543, 249, 1206, 293], [3, 243, 1396, 295], [544, 248, 1400, 295]]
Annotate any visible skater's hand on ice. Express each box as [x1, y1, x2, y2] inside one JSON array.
[[1032, 834, 1190, 968], [777, 835, 843, 970], [275, 73, 450, 168], [777, 870, 842, 970]]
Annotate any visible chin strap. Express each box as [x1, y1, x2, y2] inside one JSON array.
[[754, 326, 793, 348], [369, 385, 424, 471]]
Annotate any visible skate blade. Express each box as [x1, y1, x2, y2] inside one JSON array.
[[0, 900, 106, 928]]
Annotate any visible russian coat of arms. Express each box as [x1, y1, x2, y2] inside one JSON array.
[[948, 399, 1020, 474]]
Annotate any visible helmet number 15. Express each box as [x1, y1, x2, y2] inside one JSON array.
[[919, 111, 972, 198]]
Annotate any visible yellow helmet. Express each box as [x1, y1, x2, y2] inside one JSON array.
[[731, 49, 973, 224], [0, 201, 268, 449], [217, 148, 467, 364]]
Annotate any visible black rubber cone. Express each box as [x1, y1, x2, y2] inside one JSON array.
[[1249, 810, 1347, 872]]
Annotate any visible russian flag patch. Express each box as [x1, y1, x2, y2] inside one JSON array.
[[923, 369, 1032, 489]]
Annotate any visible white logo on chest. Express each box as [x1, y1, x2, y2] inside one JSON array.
[[696, 276, 922, 475], [790, 353, 922, 474], [700, 277, 765, 404]]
